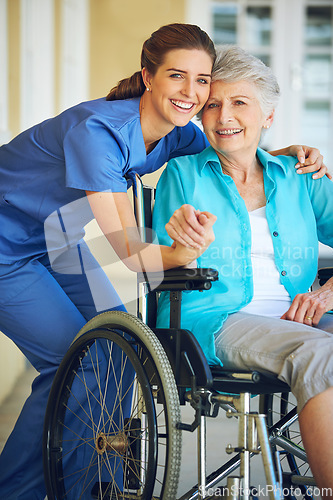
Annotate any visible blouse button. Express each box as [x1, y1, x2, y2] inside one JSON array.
[[273, 231, 278, 237], [281, 270, 287, 276]]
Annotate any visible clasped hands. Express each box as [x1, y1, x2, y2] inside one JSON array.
[[166, 205, 216, 266]]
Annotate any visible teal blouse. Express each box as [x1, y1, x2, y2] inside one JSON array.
[[153, 146, 333, 365]]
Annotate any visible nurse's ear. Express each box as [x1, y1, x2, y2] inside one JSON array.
[[142, 67, 153, 92]]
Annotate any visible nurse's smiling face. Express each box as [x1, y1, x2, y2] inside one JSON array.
[[142, 48, 213, 131]]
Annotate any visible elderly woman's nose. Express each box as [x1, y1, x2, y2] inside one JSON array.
[[217, 103, 232, 122]]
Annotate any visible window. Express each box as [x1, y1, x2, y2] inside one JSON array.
[[187, 0, 333, 170], [302, 5, 333, 165]]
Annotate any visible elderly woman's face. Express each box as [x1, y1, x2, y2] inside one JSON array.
[[201, 80, 272, 158]]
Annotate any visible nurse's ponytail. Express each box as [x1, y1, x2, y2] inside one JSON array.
[[106, 71, 145, 101], [106, 23, 216, 101]]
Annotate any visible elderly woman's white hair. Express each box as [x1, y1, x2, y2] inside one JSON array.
[[198, 45, 280, 119]]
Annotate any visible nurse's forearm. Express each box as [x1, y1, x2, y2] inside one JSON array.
[[103, 234, 198, 273], [108, 216, 215, 273], [86, 190, 202, 272]]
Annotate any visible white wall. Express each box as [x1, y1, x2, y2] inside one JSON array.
[[0, 0, 26, 405], [59, 0, 89, 111], [20, 0, 55, 130], [0, 0, 10, 145], [0, 0, 90, 404], [0, 0, 56, 405], [0, 335, 25, 405]]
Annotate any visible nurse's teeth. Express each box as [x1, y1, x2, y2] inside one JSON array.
[[171, 100, 194, 109]]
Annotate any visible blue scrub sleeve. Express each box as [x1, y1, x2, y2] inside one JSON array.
[[169, 122, 209, 160], [63, 117, 129, 193]]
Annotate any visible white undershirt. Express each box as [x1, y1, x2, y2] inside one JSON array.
[[241, 206, 291, 318]]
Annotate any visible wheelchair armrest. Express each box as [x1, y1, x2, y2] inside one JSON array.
[[137, 268, 219, 292], [318, 267, 333, 286]]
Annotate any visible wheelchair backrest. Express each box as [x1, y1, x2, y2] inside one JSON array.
[[133, 174, 158, 327], [133, 173, 155, 244]]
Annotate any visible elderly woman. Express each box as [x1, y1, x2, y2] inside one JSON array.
[[153, 45, 333, 495]]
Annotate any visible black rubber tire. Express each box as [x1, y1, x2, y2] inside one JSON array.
[[43, 311, 182, 500]]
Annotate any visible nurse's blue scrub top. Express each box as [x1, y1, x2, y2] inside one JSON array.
[[0, 97, 208, 264]]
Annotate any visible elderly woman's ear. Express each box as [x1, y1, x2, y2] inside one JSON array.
[[263, 110, 275, 130]]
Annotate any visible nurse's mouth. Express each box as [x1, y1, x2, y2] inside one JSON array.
[[170, 99, 195, 111]]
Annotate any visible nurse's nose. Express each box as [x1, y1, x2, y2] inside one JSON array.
[[181, 78, 196, 98]]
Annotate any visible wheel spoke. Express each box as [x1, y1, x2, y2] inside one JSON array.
[[262, 392, 316, 499], [44, 312, 182, 500]]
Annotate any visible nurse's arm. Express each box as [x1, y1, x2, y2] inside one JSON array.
[[268, 144, 331, 179], [86, 191, 215, 272]]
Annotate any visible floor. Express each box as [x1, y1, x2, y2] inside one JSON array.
[[0, 365, 37, 454], [0, 364, 267, 498]]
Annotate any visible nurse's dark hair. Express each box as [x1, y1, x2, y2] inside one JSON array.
[[106, 23, 216, 101]]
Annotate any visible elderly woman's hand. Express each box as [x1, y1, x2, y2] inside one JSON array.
[[292, 145, 332, 180], [281, 278, 333, 326], [170, 210, 217, 266], [166, 204, 211, 248]]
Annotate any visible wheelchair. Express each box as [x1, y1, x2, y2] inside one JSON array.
[[43, 174, 333, 500]]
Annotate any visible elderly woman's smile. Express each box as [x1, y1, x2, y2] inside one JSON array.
[[216, 128, 243, 136]]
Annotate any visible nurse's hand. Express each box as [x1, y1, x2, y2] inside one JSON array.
[[171, 210, 216, 263], [293, 145, 331, 180], [281, 277, 333, 326], [269, 145, 331, 180], [166, 205, 215, 248]]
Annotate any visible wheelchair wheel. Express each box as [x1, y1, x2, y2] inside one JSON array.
[[260, 393, 316, 500], [43, 311, 182, 500]]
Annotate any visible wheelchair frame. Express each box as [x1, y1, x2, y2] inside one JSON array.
[[134, 175, 314, 500], [42, 174, 332, 500]]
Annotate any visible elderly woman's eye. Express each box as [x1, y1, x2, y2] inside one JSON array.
[[207, 102, 218, 108], [235, 100, 246, 105]]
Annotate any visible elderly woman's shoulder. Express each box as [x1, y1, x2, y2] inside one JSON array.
[[261, 150, 299, 179], [168, 146, 216, 174]]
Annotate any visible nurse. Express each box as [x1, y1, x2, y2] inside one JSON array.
[[0, 23, 327, 499]]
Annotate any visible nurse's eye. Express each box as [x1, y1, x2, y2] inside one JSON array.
[[170, 73, 183, 79], [197, 77, 210, 85]]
